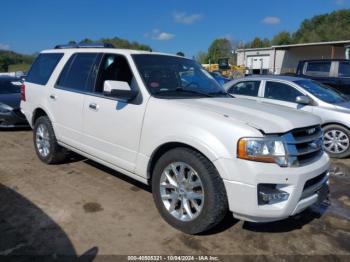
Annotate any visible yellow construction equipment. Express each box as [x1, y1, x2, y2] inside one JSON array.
[[202, 57, 246, 79]]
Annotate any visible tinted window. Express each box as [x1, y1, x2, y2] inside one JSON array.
[[305, 62, 331, 76], [264, 81, 303, 102], [95, 54, 133, 93], [0, 79, 21, 94], [339, 62, 350, 77], [26, 53, 63, 85], [228, 81, 260, 97], [295, 80, 347, 104], [57, 53, 98, 91]]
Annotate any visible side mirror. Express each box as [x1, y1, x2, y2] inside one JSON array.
[[103, 80, 138, 102], [296, 95, 311, 105]]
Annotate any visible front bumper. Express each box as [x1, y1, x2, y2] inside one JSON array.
[[214, 153, 330, 222], [0, 109, 29, 128]]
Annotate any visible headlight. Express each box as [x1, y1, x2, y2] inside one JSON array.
[[0, 103, 12, 114], [237, 137, 288, 167]]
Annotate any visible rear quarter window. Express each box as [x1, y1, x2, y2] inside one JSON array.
[[304, 61, 331, 77], [26, 53, 63, 85]]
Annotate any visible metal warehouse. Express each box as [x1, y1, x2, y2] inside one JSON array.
[[236, 40, 350, 75]]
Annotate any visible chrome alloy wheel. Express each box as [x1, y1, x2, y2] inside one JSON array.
[[36, 124, 50, 157], [324, 129, 350, 154], [159, 162, 204, 222]]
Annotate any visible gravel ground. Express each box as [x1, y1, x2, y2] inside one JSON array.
[[0, 130, 349, 260]]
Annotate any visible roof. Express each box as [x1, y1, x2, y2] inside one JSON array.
[[41, 47, 179, 58], [236, 40, 350, 52], [223, 75, 308, 87]]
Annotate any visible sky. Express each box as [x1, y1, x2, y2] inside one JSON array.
[[1, 0, 350, 57]]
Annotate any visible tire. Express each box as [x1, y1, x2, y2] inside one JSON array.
[[152, 147, 228, 234], [33, 116, 67, 164], [323, 124, 350, 159]]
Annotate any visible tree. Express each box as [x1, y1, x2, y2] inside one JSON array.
[[207, 38, 232, 63], [271, 31, 292, 45], [293, 9, 350, 43], [245, 37, 270, 48], [79, 38, 93, 44], [195, 51, 208, 64], [176, 51, 185, 57]]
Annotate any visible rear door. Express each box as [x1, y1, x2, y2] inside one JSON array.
[[226, 80, 262, 101], [81, 53, 146, 173], [50, 52, 100, 148]]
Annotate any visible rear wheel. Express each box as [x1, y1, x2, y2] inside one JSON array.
[[323, 124, 350, 158], [152, 147, 228, 234], [33, 116, 67, 164]]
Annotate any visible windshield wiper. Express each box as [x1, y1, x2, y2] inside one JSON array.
[[153, 87, 212, 97], [208, 91, 231, 97]]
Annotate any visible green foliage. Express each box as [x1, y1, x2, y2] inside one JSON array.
[[293, 9, 350, 43], [195, 51, 208, 64], [246, 37, 270, 48], [207, 38, 232, 63], [75, 37, 151, 51], [9, 63, 31, 72], [0, 50, 35, 72], [246, 9, 350, 48], [271, 31, 292, 45]]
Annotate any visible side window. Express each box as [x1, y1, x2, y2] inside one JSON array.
[[339, 62, 350, 77], [95, 54, 133, 93], [228, 81, 260, 97], [26, 53, 63, 85], [57, 53, 99, 91], [264, 81, 303, 103], [305, 61, 331, 77]]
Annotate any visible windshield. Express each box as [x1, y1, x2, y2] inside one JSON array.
[[294, 80, 348, 104], [132, 54, 227, 98]]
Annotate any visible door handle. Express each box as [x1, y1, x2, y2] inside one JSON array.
[[49, 94, 57, 100], [89, 103, 99, 111]]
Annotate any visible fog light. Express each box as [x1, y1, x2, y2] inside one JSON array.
[[258, 184, 289, 205]]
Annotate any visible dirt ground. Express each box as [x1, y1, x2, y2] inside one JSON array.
[[0, 129, 349, 259]]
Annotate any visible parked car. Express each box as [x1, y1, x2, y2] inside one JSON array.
[[209, 71, 230, 86], [224, 75, 350, 158], [296, 59, 350, 95], [21, 44, 330, 234], [0, 76, 28, 128]]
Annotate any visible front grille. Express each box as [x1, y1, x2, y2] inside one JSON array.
[[282, 125, 323, 166]]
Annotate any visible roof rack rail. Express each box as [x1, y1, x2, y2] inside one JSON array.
[[54, 42, 115, 49]]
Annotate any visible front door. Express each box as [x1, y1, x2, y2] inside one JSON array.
[[261, 81, 313, 113], [82, 53, 146, 172]]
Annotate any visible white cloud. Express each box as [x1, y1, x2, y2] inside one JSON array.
[[145, 29, 175, 41], [335, 0, 347, 5], [261, 16, 281, 25], [173, 11, 203, 24], [0, 43, 10, 50]]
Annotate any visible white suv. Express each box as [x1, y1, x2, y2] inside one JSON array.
[[21, 44, 330, 234]]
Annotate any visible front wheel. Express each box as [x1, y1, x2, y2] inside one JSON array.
[[323, 124, 350, 158], [152, 147, 228, 234]]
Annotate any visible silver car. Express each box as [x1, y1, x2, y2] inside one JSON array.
[[224, 75, 350, 158]]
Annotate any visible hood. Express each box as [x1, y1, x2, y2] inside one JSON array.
[[0, 93, 21, 109], [175, 97, 321, 134]]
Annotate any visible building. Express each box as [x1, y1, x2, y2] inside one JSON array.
[[236, 40, 350, 75]]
